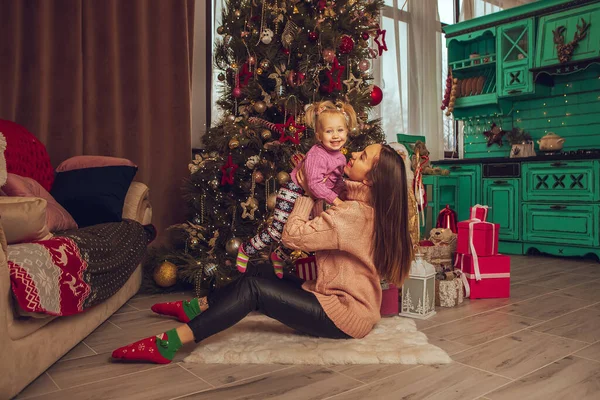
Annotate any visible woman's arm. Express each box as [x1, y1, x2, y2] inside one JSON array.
[[281, 196, 340, 252]]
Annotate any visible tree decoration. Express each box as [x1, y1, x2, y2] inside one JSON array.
[[281, 19, 300, 49], [324, 57, 345, 92], [275, 115, 304, 144], [483, 123, 508, 147], [153, 261, 178, 287], [358, 59, 370, 71], [343, 72, 362, 91], [339, 35, 355, 54], [374, 28, 388, 56], [308, 31, 319, 41], [369, 85, 383, 106], [261, 28, 274, 44], [237, 62, 253, 88], [322, 48, 336, 63], [220, 154, 239, 186]]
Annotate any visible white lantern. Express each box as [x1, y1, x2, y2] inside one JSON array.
[[401, 254, 436, 319]]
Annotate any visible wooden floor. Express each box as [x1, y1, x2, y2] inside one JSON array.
[[15, 255, 600, 400]]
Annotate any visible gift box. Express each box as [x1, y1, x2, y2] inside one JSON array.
[[457, 220, 499, 256], [435, 278, 464, 307], [295, 256, 318, 280], [454, 253, 510, 299], [380, 282, 399, 316]]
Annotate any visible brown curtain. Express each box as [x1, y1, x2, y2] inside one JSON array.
[[0, 0, 194, 235]]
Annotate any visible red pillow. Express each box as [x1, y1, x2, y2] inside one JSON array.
[[56, 155, 137, 172], [2, 173, 78, 232]]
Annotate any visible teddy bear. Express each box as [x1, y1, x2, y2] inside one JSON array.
[[410, 141, 449, 176], [429, 227, 456, 246], [424, 227, 457, 270]]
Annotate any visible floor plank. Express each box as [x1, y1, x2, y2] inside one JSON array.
[[14, 373, 60, 399], [486, 356, 600, 400], [327, 364, 417, 384], [531, 308, 600, 343], [57, 342, 96, 362], [181, 363, 290, 387], [495, 293, 590, 321]]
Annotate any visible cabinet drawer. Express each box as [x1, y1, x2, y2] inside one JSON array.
[[523, 204, 598, 246], [522, 161, 597, 202]]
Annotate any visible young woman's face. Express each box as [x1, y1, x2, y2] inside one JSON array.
[[317, 114, 348, 152], [344, 144, 382, 184]]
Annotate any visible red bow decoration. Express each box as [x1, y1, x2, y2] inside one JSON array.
[[324, 57, 345, 92], [220, 155, 238, 186], [374, 29, 388, 56], [436, 205, 458, 233], [275, 116, 304, 145]]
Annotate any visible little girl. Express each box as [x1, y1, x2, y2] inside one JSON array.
[[236, 100, 358, 278]]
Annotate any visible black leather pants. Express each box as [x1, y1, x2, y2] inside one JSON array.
[[187, 269, 350, 343]]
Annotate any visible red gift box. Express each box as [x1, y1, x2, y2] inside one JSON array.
[[380, 283, 399, 316], [469, 205, 490, 221], [295, 256, 318, 280], [457, 220, 499, 256], [455, 253, 510, 298]]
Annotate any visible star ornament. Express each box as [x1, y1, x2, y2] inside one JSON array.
[[483, 123, 507, 147], [325, 57, 345, 92], [240, 197, 258, 220], [275, 116, 304, 145], [343, 72, 363, 92], [374, 29, 388, 56], [237, 62, 253, 88], [220, 155, 239, 186]]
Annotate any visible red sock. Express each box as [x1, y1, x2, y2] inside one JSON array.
[[151, 300, 200, 323], [111, 334, 173, 364]]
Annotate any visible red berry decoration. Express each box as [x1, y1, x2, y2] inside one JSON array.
[[361, 32, 370, 41], [232, 87, 243, 98], [370, 85, 383, 106], [339, 35, 355, 54], [308, 31, 319, 41]]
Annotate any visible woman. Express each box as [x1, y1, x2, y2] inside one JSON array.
[[112, 143, 414, 364]]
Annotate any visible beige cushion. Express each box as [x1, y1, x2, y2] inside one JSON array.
[[0, 197, 52, 244]]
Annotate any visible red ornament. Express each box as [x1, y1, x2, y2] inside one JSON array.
[[237, 62, 252, 88], [232, 87, 243, 98], [374, 29, 388, 56], [282, 48, 290, 55], [361, 32, 369, 41], [324, 57, 345, 92], [308, 31, 319, 41], [274, 116, 304, 145], [339, 35, 355, 54], [370, 85, 383, 106], [220, 155, 239, 186]]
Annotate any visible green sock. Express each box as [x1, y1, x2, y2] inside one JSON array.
[[183, 298, 202, 320], [156, 328, 183, 361]]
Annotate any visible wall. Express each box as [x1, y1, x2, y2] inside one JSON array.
[[463, 68, 600, 158]]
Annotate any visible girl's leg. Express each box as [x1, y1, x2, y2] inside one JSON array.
[[112, 274, 348, 363], [236, 181, 304, 277]]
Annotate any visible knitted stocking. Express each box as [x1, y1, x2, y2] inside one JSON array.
[[112, 328, 182, 364], [151, 298, 202, 323]]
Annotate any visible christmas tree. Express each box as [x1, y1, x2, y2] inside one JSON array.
[[145, 0, 388, 294]]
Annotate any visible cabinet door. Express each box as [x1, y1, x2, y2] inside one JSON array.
[[421, 175, 459, 238], [536, 3, 600, 67], [523, 204, 598, 247], [438, 164, 482, 222], [522, 161, 598, 202], [483, 179, 520, 241], [497, 18, 534, 97]]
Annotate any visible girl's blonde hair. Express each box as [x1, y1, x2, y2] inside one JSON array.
[[304, 100, 358, 140]]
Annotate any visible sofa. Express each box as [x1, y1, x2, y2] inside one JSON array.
[[0, 120, 153, 398]]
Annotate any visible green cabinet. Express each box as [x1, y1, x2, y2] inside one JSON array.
[[522, 161, 598, 202], [437, 164, 482, 222], [497, 18, 535, 97], [523, 203, 598, 247], [421, 175, 459, 237], [536, 2, 600, 68], [483, 178, 520, 241]]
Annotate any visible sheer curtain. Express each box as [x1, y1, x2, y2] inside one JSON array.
[[461, 0, 538, 21]]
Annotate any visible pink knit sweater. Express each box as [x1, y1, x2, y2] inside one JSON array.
[[281, 181, 381, 338]]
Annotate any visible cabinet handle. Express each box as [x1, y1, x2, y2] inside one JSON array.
[[550, 205, 567, 210], [449, 166, 462, 170], [507, 89, 522, 94], [551, 162, 567, 167], [493, 180, 508, 184]]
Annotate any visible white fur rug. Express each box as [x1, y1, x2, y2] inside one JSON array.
[[184, 314, 451, 365]]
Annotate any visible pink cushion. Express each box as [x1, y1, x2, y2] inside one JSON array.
[[56, 155, 137, 172], [2, 173, 78, 231]]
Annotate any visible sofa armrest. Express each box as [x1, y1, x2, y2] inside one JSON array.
[[0, 222, 10, 340], [123, 181, 152, 225]]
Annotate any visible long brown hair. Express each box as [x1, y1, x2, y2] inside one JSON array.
[[370, 144, 414, 286]]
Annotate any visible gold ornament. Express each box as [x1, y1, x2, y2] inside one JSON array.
[[226, 114, 236, 123], [230, 62, 238, 69], [209, 179, 219, 189], [225, 237, 243, 256], [218, 73, 225, 81], [253, 170, 264, 183], [241, 197, 259, 220], [253, 101, 267, 113], [276, 171, 291, 185], [189, 237, 200, 248], [261, 129, 272, 140], [260, 59, 270, 69], [267, 193, 278, 210], [229, 137, 240, 149], [234, 10, 242, 17], [256, 67, 263, 75], [217, 26, 225, 35], [153, 261, 178, 287], [341, 147, 348, 155]]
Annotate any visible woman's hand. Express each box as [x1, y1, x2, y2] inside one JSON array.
[[296, 168, 313, 197]]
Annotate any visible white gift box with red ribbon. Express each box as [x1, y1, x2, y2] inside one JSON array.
[[454, 253, 510, 299]]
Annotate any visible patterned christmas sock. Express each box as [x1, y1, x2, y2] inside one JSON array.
[[151, 298, 202, 323], [271, 252, 285, 279], [111, 328, 182, 364], [236, 245, 251, 273]]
